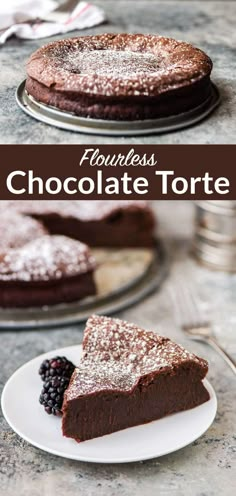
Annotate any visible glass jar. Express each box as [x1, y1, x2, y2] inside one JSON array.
[[194, 201, 236, 272]]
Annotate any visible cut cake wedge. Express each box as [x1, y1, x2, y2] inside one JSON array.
[[62, 315, 210, 442]]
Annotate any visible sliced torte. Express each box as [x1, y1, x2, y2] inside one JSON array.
[[2, 200, 155, 247]]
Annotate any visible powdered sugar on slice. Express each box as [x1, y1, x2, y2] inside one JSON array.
[[65, 315, 208, 398]]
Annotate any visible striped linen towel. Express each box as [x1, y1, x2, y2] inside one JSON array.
[[0, 1, 105, 44]]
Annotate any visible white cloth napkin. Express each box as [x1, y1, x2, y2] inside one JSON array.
[[0, 0, 105, 44]]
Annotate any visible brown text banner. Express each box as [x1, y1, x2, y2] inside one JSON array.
[[0, 145, 235, 200]]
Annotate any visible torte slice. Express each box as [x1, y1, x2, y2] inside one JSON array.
[[0, 235, 96, 307], [62, 315, 210, 442]]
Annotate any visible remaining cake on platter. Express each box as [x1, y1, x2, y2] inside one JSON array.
[[62, 315, 210, 442], [26, 33, 213, 121], [0, 235, 96, 307], [2, 200, 155, 247], [0, 201, 155, 307]]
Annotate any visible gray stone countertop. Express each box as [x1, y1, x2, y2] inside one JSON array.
[[0, 200, 235, 496], [0, 0, 235, 144]]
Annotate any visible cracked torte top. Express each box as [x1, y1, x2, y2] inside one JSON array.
[[27, 33, 212, 98], [64, 315, 208, 399]]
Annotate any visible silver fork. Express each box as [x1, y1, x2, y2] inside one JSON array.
[[169, 277, 236, 374]]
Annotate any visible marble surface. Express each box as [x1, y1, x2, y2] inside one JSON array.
[[0, 0, 235, 144], [0, 201, 236, 496]]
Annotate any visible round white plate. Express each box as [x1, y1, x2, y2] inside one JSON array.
[[1, 345, 217, 464]]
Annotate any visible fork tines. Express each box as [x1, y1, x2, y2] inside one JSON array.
[[168, 274, 209, 331]]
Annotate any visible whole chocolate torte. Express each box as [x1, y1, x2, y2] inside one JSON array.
[[26, 33, 213, 121], [62, 315, 210, 442]]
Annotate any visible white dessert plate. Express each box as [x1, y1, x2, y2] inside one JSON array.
[[1, 345, 217, 464]]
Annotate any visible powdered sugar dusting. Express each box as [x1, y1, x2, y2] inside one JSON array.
[[0, 235, 96, 282], [60, 50, 161, 77], [0, 213, 47, 250], [27, 33, 212, 97], [65, 315, 208, 398]]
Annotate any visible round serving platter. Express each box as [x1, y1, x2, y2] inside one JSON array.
[[16, 81, 220, 136], [0, 241, 168, 330]]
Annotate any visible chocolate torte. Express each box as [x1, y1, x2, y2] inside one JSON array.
[[3, 200, 155, 247], [62, 315, 210, 442], [0, 235, 96, 307], [26, 33, 213, 121]]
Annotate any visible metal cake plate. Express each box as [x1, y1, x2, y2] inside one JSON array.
[[16, 81, 220, 136], [0, 241, 169, 330]]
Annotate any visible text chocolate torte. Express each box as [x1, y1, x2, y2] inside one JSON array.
[[62, 315, 210, 442], [26, 33, 213, 121], [3, 200, 155, 247], [0, 235, 96, 307]]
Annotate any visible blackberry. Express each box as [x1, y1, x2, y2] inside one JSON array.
[[39, 356, 75, 382], [39, 376, 70, 416]]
